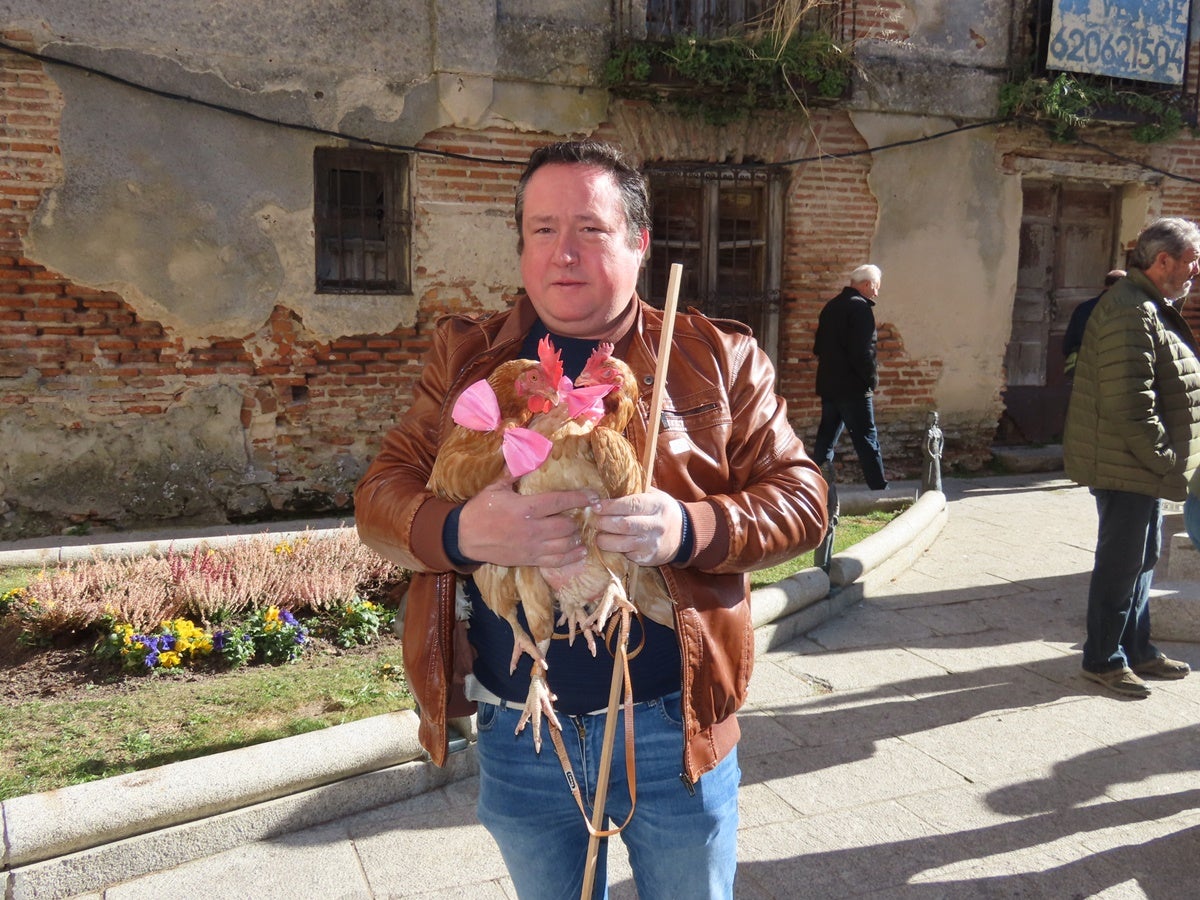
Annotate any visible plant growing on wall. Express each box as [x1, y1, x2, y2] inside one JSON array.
[[1000, 71, 1192, 143], [606, 29, 850, 126]]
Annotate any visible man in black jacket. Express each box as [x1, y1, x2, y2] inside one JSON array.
[[1062, 269, 1125, 377], [812, 264, 887, 489]]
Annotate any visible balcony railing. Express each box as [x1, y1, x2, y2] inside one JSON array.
[[1018, 0, 1199, 129], [618, 0, 858, 44]]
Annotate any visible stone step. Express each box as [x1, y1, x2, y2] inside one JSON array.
[[1165, 530, 1200, 581], [991, 444, 1064, 474], [1151, 582, 1200, 642]]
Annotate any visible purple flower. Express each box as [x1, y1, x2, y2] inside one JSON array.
[[213, 630, 230, 651], [280, 609, 298, 627]]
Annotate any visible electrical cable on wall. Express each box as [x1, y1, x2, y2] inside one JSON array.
[[2, 38, 1199, 184]]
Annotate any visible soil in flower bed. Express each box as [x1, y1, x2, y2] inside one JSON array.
[[0, 621, 133, 703], [0, 621, 402, 704]]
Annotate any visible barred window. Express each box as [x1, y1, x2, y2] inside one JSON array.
[[637, 0, 850, 42], [314, 148, 412, 294], [641, 166, 784, 362], [646, 0, 776, 39]]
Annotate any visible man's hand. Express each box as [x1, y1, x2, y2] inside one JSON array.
[[592, 488, 683, 567], [458, 477, 594, 568]]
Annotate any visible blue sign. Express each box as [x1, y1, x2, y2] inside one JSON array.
[[1047, 0, 1191, 85]]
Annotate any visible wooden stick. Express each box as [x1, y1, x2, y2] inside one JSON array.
[[581, 263, 682, 898]]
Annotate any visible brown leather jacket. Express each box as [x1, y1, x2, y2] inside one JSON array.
[[354, 295, 828, 781]]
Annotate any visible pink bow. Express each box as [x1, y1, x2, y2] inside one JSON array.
[[563, 383, 614, 424], [452, 380, 502, 431], [502, 428, 552, 476]]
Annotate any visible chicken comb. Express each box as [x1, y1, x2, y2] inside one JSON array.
[[537, 335, 564, 386]]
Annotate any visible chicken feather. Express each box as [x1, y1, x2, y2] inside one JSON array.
[[505, 342, 678, 746], [425, 339, 570, 708]]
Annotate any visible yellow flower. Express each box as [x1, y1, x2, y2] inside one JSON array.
[[158, 650, 183, 668]]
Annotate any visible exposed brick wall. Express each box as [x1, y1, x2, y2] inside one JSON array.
[[849, 0, 913, 43], [0, 36, 539, 536], [779, 110, 877, 425], [776, 109, 943, 477], [11, 19, 1200, 535], [0, 32, 59, 260]]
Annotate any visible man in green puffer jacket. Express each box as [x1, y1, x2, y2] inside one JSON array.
[[1063, 217, 1200, 698]]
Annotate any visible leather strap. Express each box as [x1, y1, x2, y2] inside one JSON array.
[[547, 609, 638, 838]]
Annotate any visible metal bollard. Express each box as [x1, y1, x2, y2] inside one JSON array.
[[922, 410, 944, 494]]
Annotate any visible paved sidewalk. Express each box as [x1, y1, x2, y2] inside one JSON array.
[[67, 474, 1200, 898]]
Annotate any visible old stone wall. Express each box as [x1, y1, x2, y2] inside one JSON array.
[[6, 0, 1200, 538], [0, 31, 549, 539]]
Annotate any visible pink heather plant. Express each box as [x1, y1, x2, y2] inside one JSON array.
[[6, 528, 405, 641]]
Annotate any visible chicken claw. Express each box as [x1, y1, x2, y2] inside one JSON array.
[[515, 664, 560, 753], [557, 606, 600, 657], [508, 624, 548, 675], [584, 578, 635, 636]]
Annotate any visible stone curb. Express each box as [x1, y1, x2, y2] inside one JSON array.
[[2, 711, 426, 869], [0, 518, 353, 567], [1, 489, 945, 899], [829, 489, 946, 587]]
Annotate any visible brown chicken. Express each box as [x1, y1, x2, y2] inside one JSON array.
[[426, 338, 572, 693], [571, 344, 676, 632], [429, 340, 674, 752], [426, 339, 566, 503], [504, 342, 678, 746]]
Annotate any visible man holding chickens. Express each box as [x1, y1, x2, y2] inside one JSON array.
[[355, 140, 828, 898]]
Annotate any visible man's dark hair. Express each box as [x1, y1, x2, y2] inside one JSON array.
[[1128, 217, 1200, 270], [514, 140, 650, 254]]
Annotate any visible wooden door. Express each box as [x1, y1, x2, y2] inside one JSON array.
[[998, 180, 1116, 445]]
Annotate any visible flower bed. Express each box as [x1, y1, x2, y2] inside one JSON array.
[[1, 529, 407, 674]]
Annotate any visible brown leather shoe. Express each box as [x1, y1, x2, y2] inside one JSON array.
[[1132, 655, 1191, 680], [1082, 667, 1151, 698]]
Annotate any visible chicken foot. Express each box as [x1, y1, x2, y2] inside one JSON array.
[[505, 615, 548, 675], [581, 558, 637, 637], [514, 639, 559, 753]]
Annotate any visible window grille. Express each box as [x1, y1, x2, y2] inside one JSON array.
[[1019, 0, 1198, 124], [639, 0, 855, 42], [314, 148, 412, 294], [640, 166, 784, 361]]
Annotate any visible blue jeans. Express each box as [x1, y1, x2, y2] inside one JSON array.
[[1083, 489, 1162, 672], [812, 394, 887, 489], [475, 692, 740, 899]]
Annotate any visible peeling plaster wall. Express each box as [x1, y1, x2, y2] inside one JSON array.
[[853, 0, 1013, 119], [852, 112, 1019, 423], [0, 2, 615, 538], [29, 67, 318, 342], [7, 1, 612, 344], [0, 383, 251, 530], [414, 197, 518, 312]]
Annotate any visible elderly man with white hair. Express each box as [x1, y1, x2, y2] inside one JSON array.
[[811, 263, 888, 490]]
